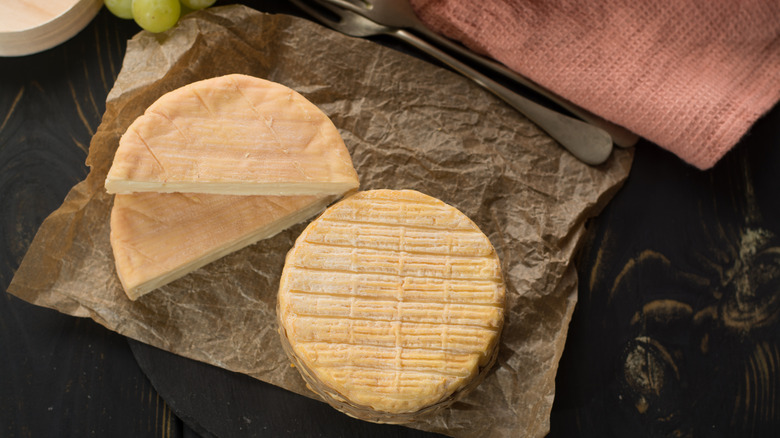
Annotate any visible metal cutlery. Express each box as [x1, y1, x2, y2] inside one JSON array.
[[289, 0, 614, 165], [317, 0, 638, 148]]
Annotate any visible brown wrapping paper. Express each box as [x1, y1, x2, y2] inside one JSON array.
[[7, 5, 633, 437]]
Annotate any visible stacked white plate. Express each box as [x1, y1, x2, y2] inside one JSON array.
[[0, 0, 103, 57]]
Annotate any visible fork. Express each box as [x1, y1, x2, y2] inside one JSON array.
[[289, 0, 614, 165], [315, 0, 639, 148]]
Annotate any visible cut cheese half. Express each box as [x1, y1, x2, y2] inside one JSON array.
[[104, 74, 359, 196], [277, 190, 505, 421], [111, 192, 336, 300]]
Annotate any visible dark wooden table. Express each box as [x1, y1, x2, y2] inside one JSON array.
[[2, 2, 778, 437]]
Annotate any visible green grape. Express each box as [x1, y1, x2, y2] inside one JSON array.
[[180, 0, 217, 9], [132, 0, 181, 33], [105, 0, 134, 19]]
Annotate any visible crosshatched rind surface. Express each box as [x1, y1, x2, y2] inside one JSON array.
[[277, 189, 505, 421]]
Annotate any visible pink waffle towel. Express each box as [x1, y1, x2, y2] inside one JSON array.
[[410, 0, 780, 169]]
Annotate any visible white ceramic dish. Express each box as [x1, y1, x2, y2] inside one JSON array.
[[0, 0, 103, 57]]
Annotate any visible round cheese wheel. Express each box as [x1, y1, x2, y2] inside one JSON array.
[[277, 189, 505, 423]]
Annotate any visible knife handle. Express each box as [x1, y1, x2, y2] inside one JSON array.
[[407, 23, 638, 148], [393, 29, 614, 165]]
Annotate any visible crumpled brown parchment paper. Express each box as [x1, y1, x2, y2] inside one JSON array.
[[7, 5, 633, 437]]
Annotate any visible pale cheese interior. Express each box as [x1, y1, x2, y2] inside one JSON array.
[[105, 180, 358, 196], [111, 192, 335, 300]]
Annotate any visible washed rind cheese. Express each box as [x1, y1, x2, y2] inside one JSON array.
[[111, 192, 336, 300], [277, 190, 505, 422], [106, 74, 360, 300], [104, 74, 359, 196]]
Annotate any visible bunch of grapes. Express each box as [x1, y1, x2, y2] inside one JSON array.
[[105, 0, 216, 33]]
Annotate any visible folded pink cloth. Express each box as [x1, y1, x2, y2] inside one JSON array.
[[410, 0, 780, 169]]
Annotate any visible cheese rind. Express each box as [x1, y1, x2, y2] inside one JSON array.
[[104, 74, 359, 195], [111, 192, 335, 300], [277, 189, 505, 421]]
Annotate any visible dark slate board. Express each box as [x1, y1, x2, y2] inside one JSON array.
[[132, 106, 780, 437], [130, 340, 445, 438]]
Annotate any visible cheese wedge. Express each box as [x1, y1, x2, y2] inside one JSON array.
[[277, 190, 505, 421], [104, 74, 359, 195], [111, 192, 335, 300]]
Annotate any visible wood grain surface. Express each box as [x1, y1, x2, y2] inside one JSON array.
[[0, 8, 191, 438], [2, 1, 779, 437], [550, 106, 780, 437]]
